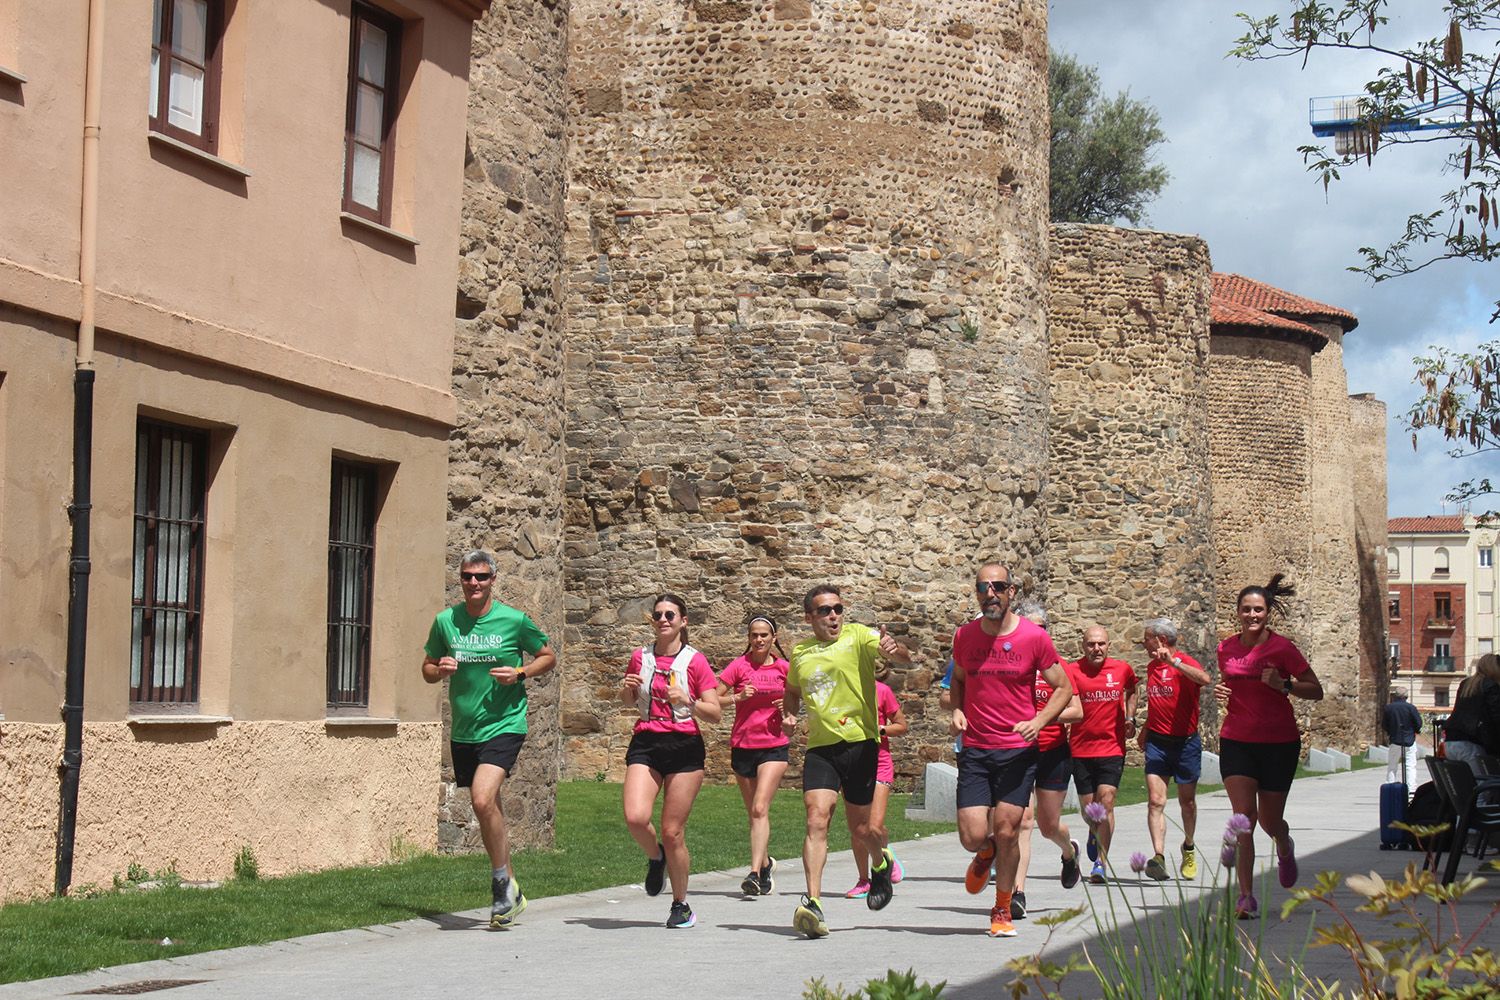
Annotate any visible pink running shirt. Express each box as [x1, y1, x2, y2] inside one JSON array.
[[951, 617, 1062, 750], [1217, 632, 1309, 744], [627, 647, 717, 735], [718, 655, 791, 749], [875, 681, 900, 783]]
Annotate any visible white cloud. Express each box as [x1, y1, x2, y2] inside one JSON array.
[[1050, 0, 1496, 515]]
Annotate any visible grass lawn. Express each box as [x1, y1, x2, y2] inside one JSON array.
[[0, 781, 951, 985]]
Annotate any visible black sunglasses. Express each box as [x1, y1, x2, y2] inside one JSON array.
[[813, 604, 844, 617], [651, 610, 679, 622], [975, 581, 1014, 594], [460, 571, 493, 582]]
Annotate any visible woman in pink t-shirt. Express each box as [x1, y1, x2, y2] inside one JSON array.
[[715, 614, 792, 898], [619, 593, 722, 929], [1212, 575, 1324, 920], [845, 672, 909, 898]]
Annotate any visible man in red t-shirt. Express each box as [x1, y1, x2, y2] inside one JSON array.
[[1067, 625, 1138, 885], [1135, 617, 1212, 882]]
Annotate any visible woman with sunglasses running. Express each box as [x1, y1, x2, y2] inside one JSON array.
[[716, 614, 792, 897], [620, 593, 722, 928], [1213, 574, 1323, 920]]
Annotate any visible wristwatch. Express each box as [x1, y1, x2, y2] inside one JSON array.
[[1282, 677, 1294, 695]]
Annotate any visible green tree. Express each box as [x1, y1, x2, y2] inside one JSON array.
[[1049, 49, 1170, 226], [1233, 3, 1499, 513]]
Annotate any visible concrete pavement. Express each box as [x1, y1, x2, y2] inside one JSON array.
[[6, 768, 1496, 999]]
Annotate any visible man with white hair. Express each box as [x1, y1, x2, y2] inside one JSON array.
[[1381, 686, 1423, 787], [1136, 616, 1211, 881]]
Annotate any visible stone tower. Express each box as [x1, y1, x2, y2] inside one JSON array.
[[1045, 225, 1217, 705], [559, 0, 1053, 781]]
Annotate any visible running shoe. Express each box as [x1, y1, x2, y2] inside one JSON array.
[[1086, 830, 1099, 862], [794, 895, 829, 939], [1277, 837, 1298, 888], [890, 852, 905, 884], [988, 904, 1017, 938], [1235, 893, 1259, 920], [1010, 890, 1027, 920], [1145, 854, 1170, 881], [490, 877, 526, 929], [645, 843, 666, 897], [844, 878, 871, 899], [1179, 843, 1198, 880], [758, 857, 776, 896], [1088, 860, 1107, 885], [741, 869, 762, 896], [867, 849, 894, 910], [666, 900, 696, 929], [964, 843, 996, 894], [1061, 839, 1081, 889]]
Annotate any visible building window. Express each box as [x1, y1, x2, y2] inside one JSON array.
[[131, 420, 208, 705], [342, 3, 402, 223], [1434, 546, 1451, 576], [1434, 592, 1453, 621], [150, 0, 223, 150], [1480, 637, 1495, 656], [1481, 592, 1495, 615], [1435, 686, 1450, 708], [1387, 549, 1399, 578], [328, 460, 377, 708], [1388, 592, 1401, 620], [1388, 641, 1400, 669], [1435, 639, 1452, 659], [1482, 547, 1495, 568]]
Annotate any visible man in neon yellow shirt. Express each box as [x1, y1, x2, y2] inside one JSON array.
[[423, 550, 555, 929], [782, 584, 911, 938]]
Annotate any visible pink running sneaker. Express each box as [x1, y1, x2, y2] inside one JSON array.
[[890, 853, 905, 884], [845, 878, 871, 899], [1277, 837, 1298, 888], [1235, 893, 1259, 920]]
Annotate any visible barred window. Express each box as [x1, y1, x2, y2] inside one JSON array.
[[328, 460, 377, 708], [131, 420, 208, 705]]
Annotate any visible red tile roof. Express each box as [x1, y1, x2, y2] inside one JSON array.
[[1388, 515, 1467, 534], [1213, 272, 1359, 331], [1209, 297, 1324, 337]]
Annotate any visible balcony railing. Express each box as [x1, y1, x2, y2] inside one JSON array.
[[1425, 656, 1457, 672], [1426, 615, 1457, 632]]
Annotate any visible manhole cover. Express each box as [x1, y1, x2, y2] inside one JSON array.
[[75, 981, 208, 995]]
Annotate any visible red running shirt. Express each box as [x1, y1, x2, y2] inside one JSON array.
[[1067, 658, 1138, 758], [1217, 632, 1309, 744], [1144, 651, 1205, 737], [951, 617, 1062, 750], [1033, 672, 1069, 752]]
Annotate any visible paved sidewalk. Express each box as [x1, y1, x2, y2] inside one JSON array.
[[7, 768, 1496, 999]]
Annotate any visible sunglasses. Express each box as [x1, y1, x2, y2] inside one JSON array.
[[975, 581, 1015, 594], [651, 610, 679, 622], [460, 572, 493, 582], [813, 604, 844, 617]]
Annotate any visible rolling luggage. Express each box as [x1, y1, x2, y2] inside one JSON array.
[[1379, 779, 1409, 849]]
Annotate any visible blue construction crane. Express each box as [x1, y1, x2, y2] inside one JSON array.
[[1310, 90, 1487, 152]]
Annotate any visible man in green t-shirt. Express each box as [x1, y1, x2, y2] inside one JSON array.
[[423, 549, 555, 929], [781, 584, 911, 938]]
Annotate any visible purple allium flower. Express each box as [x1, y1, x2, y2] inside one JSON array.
[[1129, 852, 1148, 873], [1220, 844, 1237, 868], [1226, 814, 1253, 837], [1084, 802, 1108, 825]]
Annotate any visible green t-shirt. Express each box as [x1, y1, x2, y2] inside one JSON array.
[[424, 601, 549, 744], [788, 621, 880, 748]]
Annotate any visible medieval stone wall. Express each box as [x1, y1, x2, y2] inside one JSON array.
[[1304, 324, 1366, 745], [443, 1, 572, 851], [1350, 392, 1391, 739], [558, 0, 1052, 786], [1045, 225, 1217, 728]]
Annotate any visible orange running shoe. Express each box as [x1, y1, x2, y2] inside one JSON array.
[[988, 904, 1017, 938], [964, 843, 996, 895]]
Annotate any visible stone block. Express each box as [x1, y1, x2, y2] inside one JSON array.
[[905, 762, 958, 822], [1306, 748, 1339, 772], [1365, 745, 1389, 764], [1200, 750, 1222, 786]]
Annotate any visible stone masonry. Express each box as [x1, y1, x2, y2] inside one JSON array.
[[1045, 224, 1218, 731], [442, 1, 571, 852], [1350, 393, 1391, 736], [558, 0, 1052, 786]]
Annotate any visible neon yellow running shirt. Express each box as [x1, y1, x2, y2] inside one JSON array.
[[789, 621, 880, 748]]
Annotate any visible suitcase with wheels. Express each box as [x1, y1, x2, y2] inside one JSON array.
[[1379, 780, 1409, 849]]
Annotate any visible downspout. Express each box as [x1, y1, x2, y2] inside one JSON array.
[[55, 0, 105, 897]]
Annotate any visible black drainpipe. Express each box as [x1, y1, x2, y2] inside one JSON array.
[[55, 367, 94, 896]]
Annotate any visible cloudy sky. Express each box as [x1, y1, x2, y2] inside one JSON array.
[[1049, 2, 1495, 517]]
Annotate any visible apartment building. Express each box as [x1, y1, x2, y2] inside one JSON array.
[[1387, 514, 1499, 711], [0, 0, 489, 900]]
